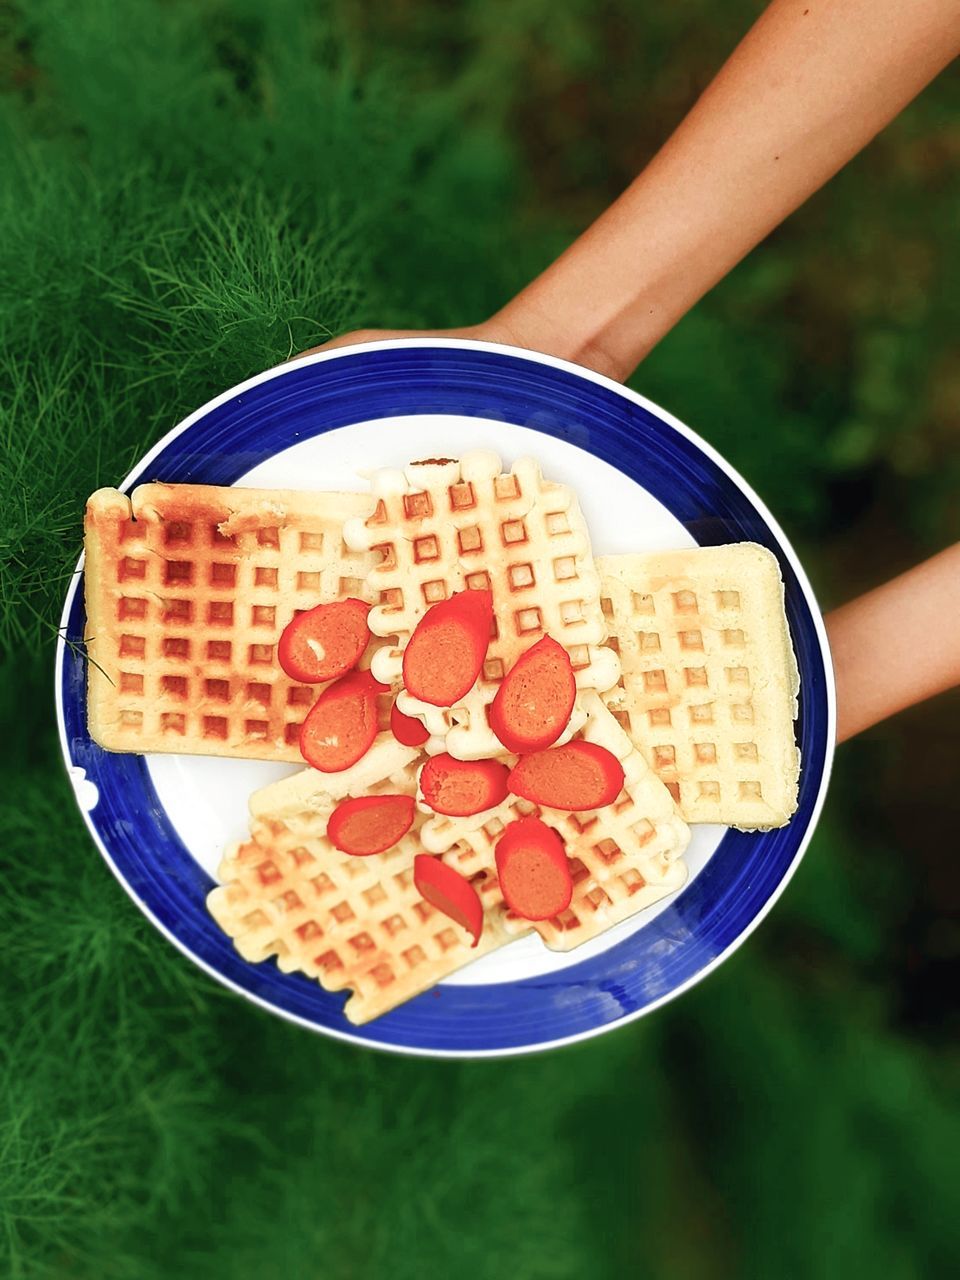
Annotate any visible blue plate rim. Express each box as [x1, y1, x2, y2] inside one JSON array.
[[54, 338, 836, 1058]]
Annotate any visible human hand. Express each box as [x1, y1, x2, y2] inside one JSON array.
[[295, 322, 494, 361], [294, 314, 628, 382]]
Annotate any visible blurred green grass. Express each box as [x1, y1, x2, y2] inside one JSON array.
[[1, 2, 957, 1276]]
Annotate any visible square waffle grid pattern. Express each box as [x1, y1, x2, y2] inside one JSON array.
[[342, 452, 620, 760], [597, 545, 801, 829], [420, 692, 690, 950], [84, 484, 376, 761], [208, 738, 519, 1023]]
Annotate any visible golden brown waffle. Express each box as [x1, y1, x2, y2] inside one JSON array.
[[84, 484, 377, 761], [420, 692, 690, 950], [342, 452, 620, 760], [208, 737, 520, 1023], [597, 545, 800, 829]]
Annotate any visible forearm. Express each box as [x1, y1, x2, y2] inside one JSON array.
[[496, 0, 959, 380], [826, 544, 960, 742]]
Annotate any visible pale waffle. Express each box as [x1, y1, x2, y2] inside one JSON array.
[[342, 452, 620, 760], [84, 484, 378, 761], [208, 737, 520, 1024], [420, 692, 690, 951], [597, 544, 801, 829]]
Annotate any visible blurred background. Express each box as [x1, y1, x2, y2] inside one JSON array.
[[1, 1, 958, 1275]]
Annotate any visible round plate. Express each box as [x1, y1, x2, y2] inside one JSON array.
[[56, 339, 835, 1057]]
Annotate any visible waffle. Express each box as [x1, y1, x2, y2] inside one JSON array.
[[342, 452, 620, 760], [208, 736, 521, 1023], [597, 544, 801, 829], [421, 692, 690, 950], [84, 484, 378, 761]]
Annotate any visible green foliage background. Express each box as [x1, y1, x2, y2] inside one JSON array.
[[1, 1, 957, 1276]]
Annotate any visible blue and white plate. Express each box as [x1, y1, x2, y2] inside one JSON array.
[[56, 339, 835, 1057]]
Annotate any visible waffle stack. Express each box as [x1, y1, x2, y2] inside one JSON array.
[[342, 452, 621, 759], [208, 737, 523, 1023], [84, 484, 376, 761], [597, 544, 800, 828], [81, 463, 802, 1023]]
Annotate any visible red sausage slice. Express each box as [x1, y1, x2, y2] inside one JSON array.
[[508, 741, 625, 811], [299, 669, 383, 772], [494, 817, 572, 921], [327, 794, 416, 856], [413, 855, 484, 946], [420, 754, 510, 817], [278, 599, 370, 683], [402, 589, 493, 706], [489, 636, 576, 754], [390, 699, 430, 747]]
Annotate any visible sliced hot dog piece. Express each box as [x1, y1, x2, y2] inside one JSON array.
[[402, 588, 493, 707], [494, 817, 572, 921], [278, 599, 370, 683], [489, 635, 576, 754], [390, 699, 430, 747], [413, 854, 483, 946], [299, 669, 383, 772], [420, 753, 510, 817], [508, 741, 625, 811], [327, 794, 416, 856]]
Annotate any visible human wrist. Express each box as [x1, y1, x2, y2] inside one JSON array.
[[486, 294, 632, 383]]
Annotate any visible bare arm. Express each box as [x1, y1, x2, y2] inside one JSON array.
[[316, 1, 958, 377], [494, 0, 960, 378], [825, 545, 960, 741]]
